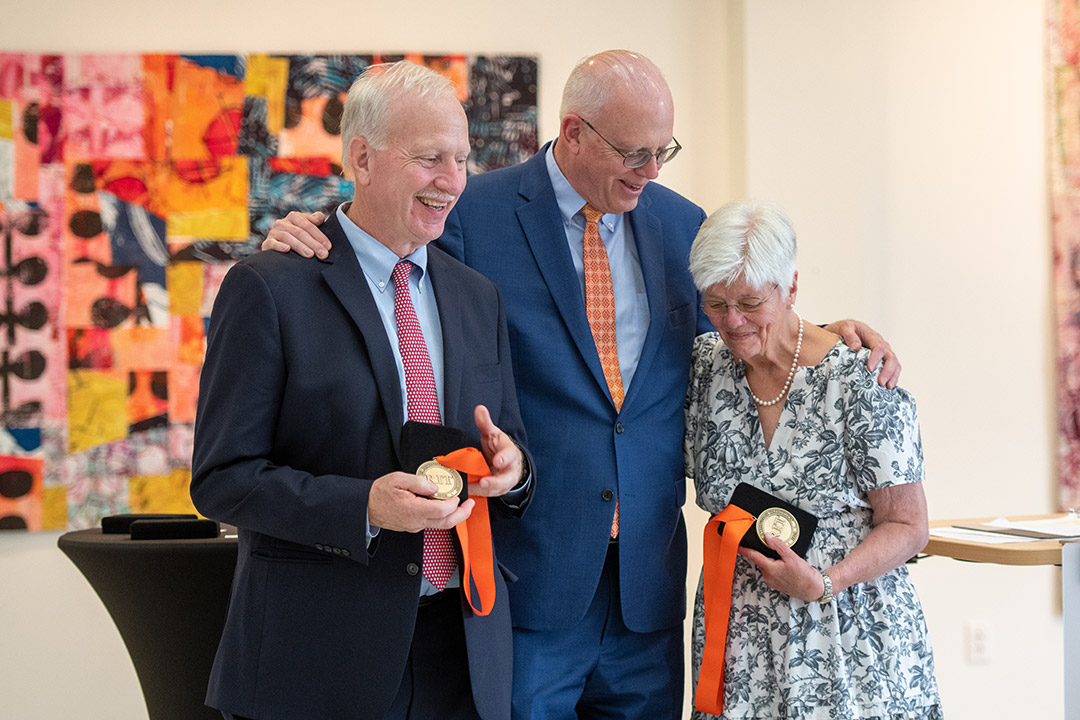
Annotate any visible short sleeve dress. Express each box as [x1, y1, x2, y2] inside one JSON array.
[[684, 333, 942, 720]]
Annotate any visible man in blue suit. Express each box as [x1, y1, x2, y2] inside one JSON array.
[[265, 50, 897, 720], [192, 62, 532, 720]]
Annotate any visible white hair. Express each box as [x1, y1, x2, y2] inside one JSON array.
[[688, 200, 798, 293], [339, 61, 458, 167]]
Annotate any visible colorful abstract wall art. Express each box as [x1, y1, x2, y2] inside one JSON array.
[[1050, 2, 1080, 511], [0, 52, 539, 531]]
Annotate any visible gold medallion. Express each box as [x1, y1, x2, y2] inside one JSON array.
[[756, 507, 800, 547], [417, 460, 464, 500]]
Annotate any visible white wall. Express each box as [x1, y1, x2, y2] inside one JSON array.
[[741, 1, 1061, 718], [0, 1, 1064, 719]]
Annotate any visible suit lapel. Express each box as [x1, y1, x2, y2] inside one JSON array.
[[426, 248, 464, 426], [516, 150, 614, 400], [319, 214, 406, 456], [624, 192, 667, 411]]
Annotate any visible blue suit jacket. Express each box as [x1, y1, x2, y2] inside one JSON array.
[[440, 144, 710, 633], [191, 212, 530, 720]]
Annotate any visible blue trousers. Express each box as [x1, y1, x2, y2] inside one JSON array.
[[510, 543, 683, 720]]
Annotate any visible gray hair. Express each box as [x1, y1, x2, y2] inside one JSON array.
[[339, 61, 458, 168], [559, 50, 669, 122], [688, 200, 798, 293]]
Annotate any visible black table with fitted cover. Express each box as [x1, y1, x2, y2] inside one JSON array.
[[58, 526, 237, 720]]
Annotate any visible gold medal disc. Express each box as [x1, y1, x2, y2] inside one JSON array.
[[756, 507, 800, 547], [417, 460, 464, 500]]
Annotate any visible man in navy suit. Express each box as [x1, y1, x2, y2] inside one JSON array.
[[264, 50, 898, 720], [192, 61, 532, 720]]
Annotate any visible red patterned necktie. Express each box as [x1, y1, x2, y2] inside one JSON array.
[[582, 204, 623, 538], [391, 260, 455, 589]]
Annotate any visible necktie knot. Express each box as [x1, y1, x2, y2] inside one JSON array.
[[583, 204, 603, 227], [392, 259, 413, 288]]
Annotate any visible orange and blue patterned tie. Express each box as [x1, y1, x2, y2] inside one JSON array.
[[582, 204, 623, 537]]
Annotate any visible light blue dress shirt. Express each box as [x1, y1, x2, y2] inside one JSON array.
[[544, 145, 650, 392], [336, 205, 445, 421], [336, 205, 455, 593]]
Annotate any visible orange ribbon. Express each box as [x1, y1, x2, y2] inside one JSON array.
[[696, 503, 755, 716], [436, 447, 497, 617]]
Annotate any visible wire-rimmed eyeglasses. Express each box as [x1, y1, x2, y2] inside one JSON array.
[[700, 285, 779, 316], [579, 117, 681, 169]]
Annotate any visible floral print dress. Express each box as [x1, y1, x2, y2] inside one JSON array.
[[684, 333, 942, 720]]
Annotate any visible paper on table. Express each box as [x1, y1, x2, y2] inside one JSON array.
[[929, 526, 1045, 544], [985, 512, 1080, 538]]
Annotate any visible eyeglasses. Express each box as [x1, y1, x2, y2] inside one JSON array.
[[701, 286, 777, 316], [579, 117, 681, 169]]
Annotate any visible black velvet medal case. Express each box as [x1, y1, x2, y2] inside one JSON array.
[[400, 421, 472, 502], [720, 482, 818, 560]]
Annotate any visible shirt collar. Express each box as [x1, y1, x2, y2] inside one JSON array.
[[335, 203, 430, 294], [544, 143, 618, 233]]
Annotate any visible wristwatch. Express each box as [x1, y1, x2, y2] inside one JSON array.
[[817, 570, 833, 603]]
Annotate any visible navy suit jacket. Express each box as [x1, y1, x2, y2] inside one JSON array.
[[191, 212, 530, 720], [439, 144, 710, 633]]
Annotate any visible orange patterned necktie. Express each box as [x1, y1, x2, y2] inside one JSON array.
[[582, 204, 623, 537]]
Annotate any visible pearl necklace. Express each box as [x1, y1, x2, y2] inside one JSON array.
[[747, 310, 803, 407]]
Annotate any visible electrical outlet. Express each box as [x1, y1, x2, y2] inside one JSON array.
[[964, 622, 991, 665]]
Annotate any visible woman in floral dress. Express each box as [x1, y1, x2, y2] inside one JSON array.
[[683, 200, 941, 719]]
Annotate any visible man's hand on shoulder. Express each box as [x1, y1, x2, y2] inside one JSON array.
[[261, 210, 332, 259], [824, 319, 901, 389]]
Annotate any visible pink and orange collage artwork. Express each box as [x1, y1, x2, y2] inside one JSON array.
[[0, 52, 538, 531], [1051, 2, 1080, 511]]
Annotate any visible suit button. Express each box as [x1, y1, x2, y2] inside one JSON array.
[[601, 489, 614, 502], [406, 563, 420, 576], [615, 422, 624, 434], [315, 543, 325, 552], [332, 547, 342, 555], [341, 548, 351, 557]]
